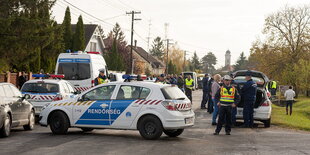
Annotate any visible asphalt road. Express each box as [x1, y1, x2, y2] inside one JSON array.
[[1, 90, 309, 155]]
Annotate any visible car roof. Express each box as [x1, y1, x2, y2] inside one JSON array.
[[24, 79, 66, 84], [102, 81, 169, 88]]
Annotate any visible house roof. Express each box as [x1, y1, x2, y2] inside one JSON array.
[[131, 46, 165, 68], [71, 24, 98, 46]]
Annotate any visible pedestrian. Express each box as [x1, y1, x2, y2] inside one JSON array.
[[94, 68, 108, 86], [214, 75, 240, 135], [284, 86, 295, 115], [200, 74, 209, 109], [241, 70, 257, 128], [185, 75, 194, 102], [211, 74, 222, 125], [177, 74, 185, 92], [207, 76, 214, 113], [155, 74, 170, 84], [18, 72, 27, 89], [137, 74, 143, 81], [269, 80, 277, 100]]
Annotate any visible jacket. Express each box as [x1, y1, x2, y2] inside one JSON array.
[[241, 79, 257, 101], [215, 84, 240, 105], [202, 77, 209, 92]]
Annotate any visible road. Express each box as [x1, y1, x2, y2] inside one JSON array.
[[1, 90, 309, 155]]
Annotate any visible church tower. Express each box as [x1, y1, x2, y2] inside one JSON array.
[[225, 50, 231, 67]]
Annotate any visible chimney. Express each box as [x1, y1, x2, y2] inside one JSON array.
[[134, 40, 137, 48]]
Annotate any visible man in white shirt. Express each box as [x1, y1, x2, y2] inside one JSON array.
[[284, 86, 296, 115]]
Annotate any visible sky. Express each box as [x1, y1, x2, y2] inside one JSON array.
[[52, 0, 310, 69]]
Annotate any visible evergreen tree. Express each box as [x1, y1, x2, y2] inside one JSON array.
[[62, 7, 72, 51], [234, 52, 248, 71], [150, 37, 164, 60], [191, 52, 200, 71], [72, 15, 85, 51]]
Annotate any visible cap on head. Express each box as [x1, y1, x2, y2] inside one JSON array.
[[160, 74, 165, 77], [223, 75, 232, 80], [98, 68, 105, 73], [205, 73, 209, 76], [245, 70, 252, 76]]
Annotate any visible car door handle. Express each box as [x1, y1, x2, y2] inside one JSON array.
[[74, 85, 80, 86]]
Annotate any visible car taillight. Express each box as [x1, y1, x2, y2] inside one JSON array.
[[162, 101, 177, 111], [267, 92, 271, 98], [53, 95, 63, 101], [262, 101, 270, 106], [91, 80, 95, 87]]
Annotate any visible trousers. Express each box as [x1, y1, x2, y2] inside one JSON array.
[[243, 100, 255, 127], [215, 105, 232, 133]]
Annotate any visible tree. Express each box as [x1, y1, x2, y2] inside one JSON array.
[[201, 52, 217, 74], [62, 7, 72, 51], [233, 52, 248, 71], [190, 52, 200, 72], [72, 15, 85, 51], [150, 37, 165, 61]]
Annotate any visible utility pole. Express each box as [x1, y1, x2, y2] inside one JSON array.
[[147, 19, 151, 52], [183, 51, 186, 72], [126, 11, 141, 75], [166, 39, 173, 74]]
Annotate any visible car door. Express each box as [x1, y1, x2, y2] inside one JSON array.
[[73, 85, 116, 127], [111, 85, 151, 128], [10, 85, 30, 121], [3, 84, 21, 126]]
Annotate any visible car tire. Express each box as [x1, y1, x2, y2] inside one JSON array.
[[263, 118, 271, 128], [0, 113, 11, 137], [163, 129, 184, 137], [49, 111, 70, 134], [138, 115, 163, 140], [81, 128, 94, 132], [23, 110, 35, 131]]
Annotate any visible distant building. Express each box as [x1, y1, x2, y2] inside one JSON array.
[[225, 50, 231, 67], [218, 50, 233, 73]]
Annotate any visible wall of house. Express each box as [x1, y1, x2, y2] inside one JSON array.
[[85, 28, 103, 53]]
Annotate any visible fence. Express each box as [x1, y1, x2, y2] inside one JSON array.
[[0, 72, 33, 89]]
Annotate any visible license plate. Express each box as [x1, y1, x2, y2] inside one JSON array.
[[238, 110, 242, 115], [185, 117, 194, 124]]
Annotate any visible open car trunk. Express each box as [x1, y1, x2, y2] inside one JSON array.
[[237, 88, 266, 108]]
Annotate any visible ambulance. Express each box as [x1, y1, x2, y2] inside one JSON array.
[[55, 51, 108, 92]]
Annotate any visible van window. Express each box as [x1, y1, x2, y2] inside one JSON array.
[[58, 63, 91, 80], [21, 83, 59, 93]]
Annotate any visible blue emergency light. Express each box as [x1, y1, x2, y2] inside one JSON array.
[[32, 74, 65, 78], [122, 75, 137, 80], [32, 74, 49, 78]]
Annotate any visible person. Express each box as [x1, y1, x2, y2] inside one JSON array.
[[214, 75, 240, 135], [211, 74, 222, 125], [284, 86, 295, 115], [185, 75, 194, 102], [241, 70, 257, 128], [18, 72, 27, 89], [94, 68, 108, 86], [137, 75, 143, 81], [200, 74, 210, 109], [155, 74, 170, 84], [207, 76, 214, 113], [269, 80, 277, 100], [177, 74, 185, 92]]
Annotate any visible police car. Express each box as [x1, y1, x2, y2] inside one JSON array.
[[21, 74, 77, 116], [39, 81, 195, 140]]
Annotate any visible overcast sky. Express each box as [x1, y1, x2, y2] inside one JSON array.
[[52, 0, 310, 68]]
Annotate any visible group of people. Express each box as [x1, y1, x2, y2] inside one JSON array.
[[200, 71, 258, 135]]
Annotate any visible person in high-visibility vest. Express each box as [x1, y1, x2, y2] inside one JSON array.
[[94, 68, 108, 86], [214, 75, 240, 135], [270, 80, 277, 96], [185, 75, 194, 102]]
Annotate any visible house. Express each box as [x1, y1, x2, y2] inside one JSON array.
[[130, 43, 166, 75], [71, 24, 105, 54]]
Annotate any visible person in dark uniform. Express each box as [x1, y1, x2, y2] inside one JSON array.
[[94, 68, 108, 86], [207, 76, 214, 113], [200, 74, 209, 109], [241, 70, 257, 128], [214, 75, 240, 135]]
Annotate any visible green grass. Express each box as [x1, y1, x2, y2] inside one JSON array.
[[272, 96, 310, 131]]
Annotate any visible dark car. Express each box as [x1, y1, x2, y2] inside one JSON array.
[[232, 70, 272, 128], [0, 83, 35, 137]]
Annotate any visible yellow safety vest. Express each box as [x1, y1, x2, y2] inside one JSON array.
[[271, 81, 277, 89], [97, 77, 107, 84], [220, 86, 235, 103], [185, 79, 194, 89]]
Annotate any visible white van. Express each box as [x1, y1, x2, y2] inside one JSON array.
[[182, 72, 198, 89], [55, 51, 108, 92]]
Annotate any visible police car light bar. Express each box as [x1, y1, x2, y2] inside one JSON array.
[[32, 74, 65, 79], [122, 74, 135, 80], [32, 74, 49, 78], [87, 51, 101, 54], [50, 74, 65, 78]]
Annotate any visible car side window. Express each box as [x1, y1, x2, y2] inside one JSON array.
[[10, 85, 22, 97], [116, 86, 150, 100], [0, 86, 5, 97], [3, 85, 14, 97], [83, 85, 116, 101]]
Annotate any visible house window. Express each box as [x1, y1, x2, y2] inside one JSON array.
[[90, 42, 97, 51]]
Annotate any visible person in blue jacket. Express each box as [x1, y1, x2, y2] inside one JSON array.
[[200, 74, 210, 109], [241, 70, 257, 128]]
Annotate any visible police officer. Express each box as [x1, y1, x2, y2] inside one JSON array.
[[241, 70, 257, 128], [185, 75, 194, 102], [94, 68, 108, 86], [200, 74, 209, 109], [155, 74, 170, 84], [214, 75, 240, 135]]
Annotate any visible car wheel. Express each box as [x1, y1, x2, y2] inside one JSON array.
[[23, 110, 35, 131], [163, 129, 184, 137], [263, 118, 271, 128], [0, 113, 11, 137], [81, 128, 94, 132], [49, 111, 70, 134], [138, 115, 163, 140]]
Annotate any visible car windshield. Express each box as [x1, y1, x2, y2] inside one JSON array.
[[161, 86, 187, 100], [57, 63, 91, 80], [234, 76, 265, 85], [21, 83, 59, 93]]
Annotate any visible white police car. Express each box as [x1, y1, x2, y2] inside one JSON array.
[[39, 81, 195, 140], [21, 74, 77, 116]]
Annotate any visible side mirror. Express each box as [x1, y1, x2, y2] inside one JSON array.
[[74, 91, 81, 95], [23, 94, 31, 100]]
